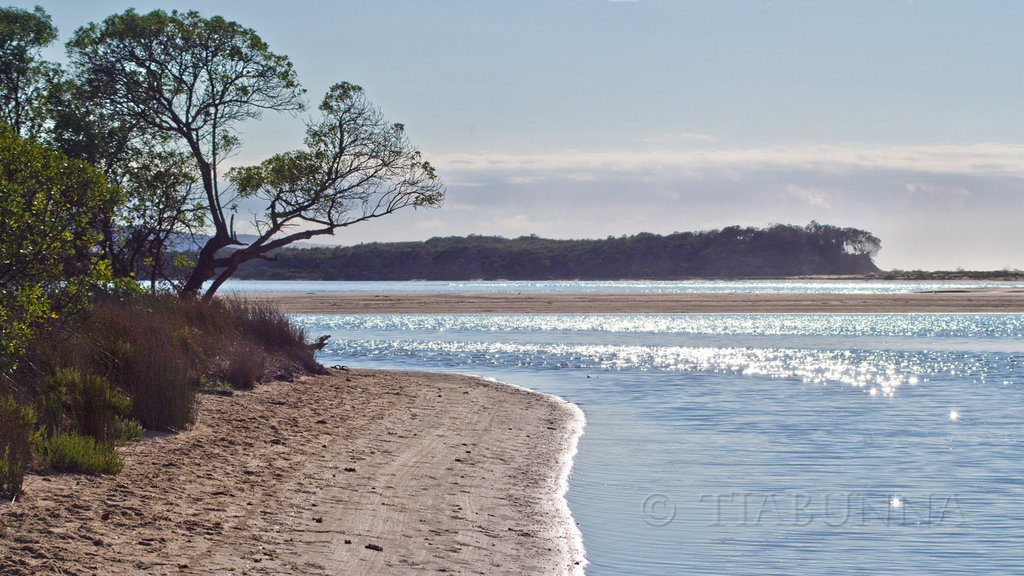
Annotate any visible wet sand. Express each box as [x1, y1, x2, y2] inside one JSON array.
[[0, 369, 586, 575], [247, 288, 1024, 314]]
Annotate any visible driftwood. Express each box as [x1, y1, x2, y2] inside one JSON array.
[[308, 334, 331, 351]]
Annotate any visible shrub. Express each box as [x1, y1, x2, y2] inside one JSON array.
[[224, 298, 321, 372], [40, 433, 122, 475], [221, 342, 266, 390], [113, 418, 144, 444], [0, 396, 37, 497], [39, 369, 138, 444], [82, 296, 199, 431]]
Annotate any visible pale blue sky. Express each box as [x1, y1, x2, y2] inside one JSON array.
[[19, 1, 1024, 270]]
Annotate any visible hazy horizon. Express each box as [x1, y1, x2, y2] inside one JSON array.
[[21, 0, 1024, 271]]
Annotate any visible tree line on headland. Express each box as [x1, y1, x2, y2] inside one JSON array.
[[231, 223, 883, 281]]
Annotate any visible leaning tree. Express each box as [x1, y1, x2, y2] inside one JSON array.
[[67, 9, 444, 299], [220, 82, 443, 297]]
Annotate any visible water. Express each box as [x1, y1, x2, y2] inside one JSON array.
[[290, 311, 1024, 575], [218, 278, 1024, 294]]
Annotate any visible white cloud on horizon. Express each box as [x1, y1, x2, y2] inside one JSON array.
[[433, 143, 1024, 178]]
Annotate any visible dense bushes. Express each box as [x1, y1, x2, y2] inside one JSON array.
[[0, 126, 124, 374], [0, 294, 322, 498]]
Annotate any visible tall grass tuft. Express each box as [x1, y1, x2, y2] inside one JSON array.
[[83, 297, 200, 431], [222, 297, 322, 374], [0, 396, 37, 497], [222, 342, 266, 390]]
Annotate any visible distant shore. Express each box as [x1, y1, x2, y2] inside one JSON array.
[[1, 370, 586, 575], [247, 288, 1024, 314]]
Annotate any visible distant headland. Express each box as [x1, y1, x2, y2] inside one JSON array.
[[231, 223, 893, 281]]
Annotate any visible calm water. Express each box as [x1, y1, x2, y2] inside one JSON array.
[[220, 278, 1024, 294], [290, 310, 1024, 575]]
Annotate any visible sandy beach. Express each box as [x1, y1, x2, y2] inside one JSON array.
[[247, 288, 1024, 314], [0, 369, 585, 575]]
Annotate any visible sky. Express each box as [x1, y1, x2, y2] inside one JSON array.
[[17, 0, 1024, 270]]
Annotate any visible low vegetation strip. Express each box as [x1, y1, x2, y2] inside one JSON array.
[[0, 295, 322, 500]]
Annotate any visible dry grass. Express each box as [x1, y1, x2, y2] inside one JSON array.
[[0, 293, 323, 484]]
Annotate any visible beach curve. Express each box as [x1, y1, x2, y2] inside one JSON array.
[[0, 369, 587, 575]]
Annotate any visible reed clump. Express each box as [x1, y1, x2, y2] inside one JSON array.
[[0, 293, 323, 498], [0, 396, 37, 497]]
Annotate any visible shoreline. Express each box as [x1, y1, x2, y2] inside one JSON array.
[[245, 289, 1024, 314], [0, 369, 586, 575], [478, 375, 587, 573]]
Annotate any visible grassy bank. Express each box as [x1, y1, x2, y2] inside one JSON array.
[[0, 294, 322, 498]]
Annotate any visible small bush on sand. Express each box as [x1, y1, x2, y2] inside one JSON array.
[[37, 369, 140, 444], [0, 396, 37, 497], [221, 342, 267, 390], [40, 433, 122, 475]]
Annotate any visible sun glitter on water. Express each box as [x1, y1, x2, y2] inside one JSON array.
[[949, 409, 960, 422]]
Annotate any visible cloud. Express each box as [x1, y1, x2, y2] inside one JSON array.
[[490, 213, 534, 235], [508, 175, 547, 185], [903, 183, 972, 208], [783, 185, 836, 209], [433, 143, 1024, 179]]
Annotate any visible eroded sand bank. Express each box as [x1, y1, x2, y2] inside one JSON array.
[[0, 370, 585, 575]]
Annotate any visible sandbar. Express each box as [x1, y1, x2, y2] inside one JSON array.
[[246, 289, 1024, 314], [0, 369, 586, 575]]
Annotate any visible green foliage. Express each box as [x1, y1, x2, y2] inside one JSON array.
[[0, 395, 37, 497], [0, 5, 59, 137], [40, 432, 122, 475], [68, 8, 307, 299], [0, 126, 123, 372], [67, 9, 305, 121], [112, 417, 144, 444], [36, 368, 139, 445]]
